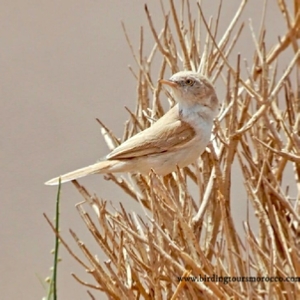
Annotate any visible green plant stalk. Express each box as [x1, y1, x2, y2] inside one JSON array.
[[47, 178, 61, 300]]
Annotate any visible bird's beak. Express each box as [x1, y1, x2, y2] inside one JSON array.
[[159, 79, 178, 89]]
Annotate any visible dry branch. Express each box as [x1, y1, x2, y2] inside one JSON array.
[[52, 1, 300, 299]]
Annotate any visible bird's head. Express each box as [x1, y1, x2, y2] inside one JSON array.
[[160, 71, 219, 116]]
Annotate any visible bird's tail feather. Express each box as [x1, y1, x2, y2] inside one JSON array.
[[45, 160, 117, 186]]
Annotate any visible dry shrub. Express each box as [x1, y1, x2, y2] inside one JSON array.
[[54, 1, 300, 299]]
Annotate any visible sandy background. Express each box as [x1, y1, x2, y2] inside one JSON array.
[[0, 1, 291, 299]]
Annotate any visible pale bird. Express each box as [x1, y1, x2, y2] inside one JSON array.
[[45, 71, 219, 185]]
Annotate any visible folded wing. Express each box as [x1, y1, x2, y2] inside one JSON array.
[[107, 105, 196, 159]]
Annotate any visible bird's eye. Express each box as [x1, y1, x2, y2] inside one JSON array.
[[185, 79, 194, 86]]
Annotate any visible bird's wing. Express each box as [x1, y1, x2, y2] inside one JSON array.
[[107, 106, 196, 160]]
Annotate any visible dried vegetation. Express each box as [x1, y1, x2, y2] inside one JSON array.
[[48, 0, 300, 299]]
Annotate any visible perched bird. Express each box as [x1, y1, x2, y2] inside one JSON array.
[[45, 71, 219, 185]]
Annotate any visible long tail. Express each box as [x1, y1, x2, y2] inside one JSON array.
[[45, 160, 117, 186]]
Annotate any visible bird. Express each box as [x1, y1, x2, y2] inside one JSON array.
[[45, 71, 219, 186]]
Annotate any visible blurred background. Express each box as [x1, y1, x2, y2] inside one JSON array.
[[0, 0, 292, 298]]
